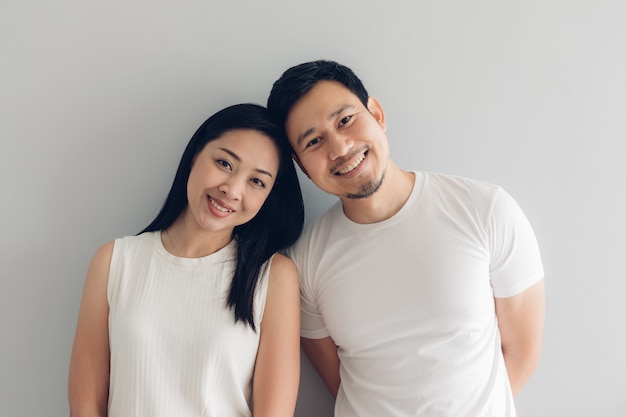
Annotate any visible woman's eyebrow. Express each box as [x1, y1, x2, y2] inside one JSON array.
[[219, 147, 241, 162], [218, 147, 274, 178]]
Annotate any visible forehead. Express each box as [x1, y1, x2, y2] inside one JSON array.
[[206, 129, 280, 168], [291, 80, 359, 117]]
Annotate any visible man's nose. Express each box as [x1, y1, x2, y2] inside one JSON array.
[[327, 132, 353, 161]]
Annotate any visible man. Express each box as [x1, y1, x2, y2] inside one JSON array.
[[267, 60, 545, 417]]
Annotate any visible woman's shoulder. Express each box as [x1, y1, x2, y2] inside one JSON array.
[[261, 252, 300, 324], [110, 232, 160, 255], [264, 253, 298, 296], [90, 232, 157, 277], [90, 240, 115, 268], [268, 252, 297, 280]]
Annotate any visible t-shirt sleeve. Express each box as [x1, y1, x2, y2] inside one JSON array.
[[488, 188, 544, 298], [287, 242, 331, 339], [300, 292, 331, 339]]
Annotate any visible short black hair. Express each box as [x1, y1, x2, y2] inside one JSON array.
[[267, 60, 369, 136]]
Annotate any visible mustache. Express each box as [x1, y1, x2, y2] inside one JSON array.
[[329, 146, 369, 174]]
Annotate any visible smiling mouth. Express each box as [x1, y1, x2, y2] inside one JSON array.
[[335, 152, 366, 175], [209, 196, 234, 213]]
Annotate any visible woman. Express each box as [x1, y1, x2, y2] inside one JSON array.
[[68, 103, 304, 417]]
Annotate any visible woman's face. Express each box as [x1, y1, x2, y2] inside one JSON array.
[[185, 129, 280, 236]]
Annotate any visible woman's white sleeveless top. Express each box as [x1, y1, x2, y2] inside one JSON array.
[[107, 231, 269, 417]]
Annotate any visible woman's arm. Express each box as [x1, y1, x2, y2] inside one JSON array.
[[68, 242, 113, 417], [252, 254, 300, 417]]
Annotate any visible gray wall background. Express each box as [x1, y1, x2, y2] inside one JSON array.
[[2, 1, 624, 416]]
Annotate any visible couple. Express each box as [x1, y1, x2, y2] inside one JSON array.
[[69, 60, 545, 417]]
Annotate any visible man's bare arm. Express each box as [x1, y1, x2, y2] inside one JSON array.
[[495, 279, 546, 396], [301, 336, 341, 398]]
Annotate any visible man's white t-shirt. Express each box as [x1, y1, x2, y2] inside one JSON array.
[[289, 172, 544, 417]]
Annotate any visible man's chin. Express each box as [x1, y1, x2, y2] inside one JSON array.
[[344, 175, 384, 200]]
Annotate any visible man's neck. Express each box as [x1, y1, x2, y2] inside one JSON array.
[[340, 163, 415, 224]]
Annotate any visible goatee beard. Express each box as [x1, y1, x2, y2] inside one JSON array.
[[345, 173, 385, 199]]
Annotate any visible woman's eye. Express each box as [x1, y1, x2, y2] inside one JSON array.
[[251, 178, 266, 188], [217, 159, 232, 170]]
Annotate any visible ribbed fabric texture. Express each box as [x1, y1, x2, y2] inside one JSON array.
[[107, 232, 269, 417]]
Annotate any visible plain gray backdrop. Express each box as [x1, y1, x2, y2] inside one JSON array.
[[2, 1, 625, 416]]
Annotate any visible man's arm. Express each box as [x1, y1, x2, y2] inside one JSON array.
[[495, 278, 545, 396], [301, 336, 341, 398]]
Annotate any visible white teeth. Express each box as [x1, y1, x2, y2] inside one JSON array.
[[209, 197, 233, 212], [338, 154, 365, 175]]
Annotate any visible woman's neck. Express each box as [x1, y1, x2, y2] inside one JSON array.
[[162, 211, 233, 258]]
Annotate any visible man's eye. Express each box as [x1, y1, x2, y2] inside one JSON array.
[[305, 137, 321, 149], [339, 115, 352, 126]]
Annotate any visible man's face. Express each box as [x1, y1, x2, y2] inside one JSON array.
[[284, 80, 389, 200]]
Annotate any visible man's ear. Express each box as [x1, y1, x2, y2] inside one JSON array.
[[292, 153, 310, 178], [367, 96, 386, 131]]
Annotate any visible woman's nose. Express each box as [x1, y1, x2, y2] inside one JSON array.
[[218, 178, 243, 200]]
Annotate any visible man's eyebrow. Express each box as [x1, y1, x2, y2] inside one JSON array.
[[296, 104, 356, 147], [218, 147, 274, 178], [296, 127, 316, 147], [329, 104, 354, 120]]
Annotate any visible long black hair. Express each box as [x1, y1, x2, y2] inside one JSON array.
[[140, 103, 304, 330]]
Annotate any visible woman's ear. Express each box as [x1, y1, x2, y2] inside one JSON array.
[[367, 97, 386, 131]]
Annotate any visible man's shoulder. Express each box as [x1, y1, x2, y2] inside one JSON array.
[[419, 171, 502, 199], [288, 202, 343, 257], [420, 170, 497, 188], [301, 201, 343, 238]]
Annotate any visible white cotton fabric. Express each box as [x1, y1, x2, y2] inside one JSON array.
[[289, 171, 544, 417], [107, 231, 270, 417]]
